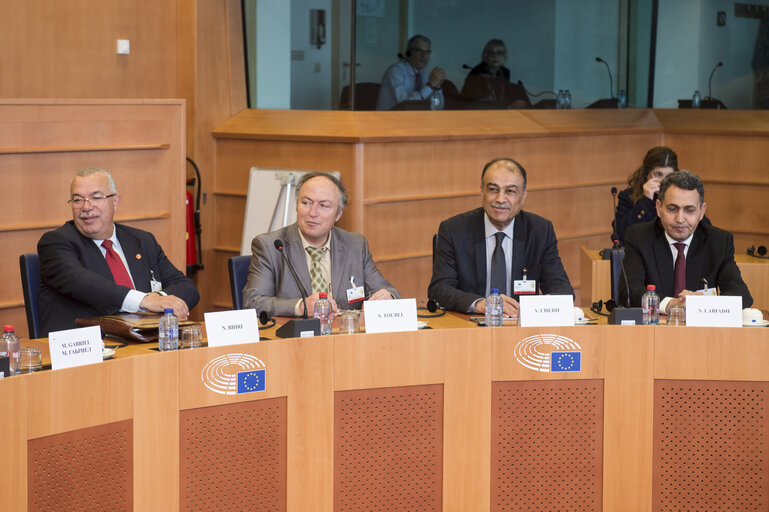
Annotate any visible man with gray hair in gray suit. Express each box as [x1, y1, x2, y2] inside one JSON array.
[[243, 172, 400, 317]]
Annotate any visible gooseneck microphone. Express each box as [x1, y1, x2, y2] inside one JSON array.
[[274, 239, 309, 319], [615, 239, 634, 309], [608, 235, 644, 325], [595, 57, 615, 99], [707, 61, 723, 100], [610, 187, 620, 243]]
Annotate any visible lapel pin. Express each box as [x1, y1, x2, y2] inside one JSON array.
[[136, 254, 142, 260]]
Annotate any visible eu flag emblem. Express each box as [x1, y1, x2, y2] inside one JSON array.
[[237, 369, 266, 394], [550, 351, 581, 372]]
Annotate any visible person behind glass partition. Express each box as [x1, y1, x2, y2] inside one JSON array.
[[376, 34, 446, 111], [460, 39, 530, 109]]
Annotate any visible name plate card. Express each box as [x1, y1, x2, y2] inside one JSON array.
[[519, 295, 575, 327], [205, 309, 260, 347], [49, 326, 103, 370], [685, 295, 742, 327], [363, 298, 417, 333]]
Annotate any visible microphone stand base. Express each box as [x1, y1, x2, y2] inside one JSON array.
[[275, 318, 321, 338], [609, 307, 644, 325]]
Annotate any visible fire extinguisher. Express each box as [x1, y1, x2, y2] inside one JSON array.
[[186, 191, 197, 267], [186, 157, 204, 276]]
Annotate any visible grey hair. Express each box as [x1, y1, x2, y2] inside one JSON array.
[[658, 169, 705, 205], [295, 172, 348, 213], [406, 34, 431, 54], [73, 167, 118, 194]]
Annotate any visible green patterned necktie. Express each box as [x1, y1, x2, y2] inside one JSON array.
[[305, 246, 328, 293]]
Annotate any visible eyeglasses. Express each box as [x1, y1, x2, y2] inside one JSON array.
[[67, 194, 116, 207], [411, 48, 432, 55]]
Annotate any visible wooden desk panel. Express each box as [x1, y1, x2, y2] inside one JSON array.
[[7, 321, 769, 511]]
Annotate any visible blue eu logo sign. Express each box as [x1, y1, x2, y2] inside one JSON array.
[[550, 351, 581, 372], [237, 369, 266, 394]]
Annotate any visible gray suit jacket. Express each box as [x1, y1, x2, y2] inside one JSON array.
[[242, 224, 400, 316]]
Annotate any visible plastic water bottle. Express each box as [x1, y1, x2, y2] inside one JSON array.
[[618, 89, 627, 108], [642, 285, 660, 325], [0, 325, 21, 375], [564, 89, 572, 109], [556, 90, 564, 109], [315, 292, 332, 335], [158, 308, 179, 351], [692, 90, 701, 108], [485, 288, 504, 327], [430, 89, 444, 110]]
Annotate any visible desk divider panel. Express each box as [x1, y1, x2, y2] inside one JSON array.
[[652, 380, 769, 512], [334, 384, 444, 512], [491, 380, 604, 512], [27, 419, 133, 511], [180, 397, 287, 511]]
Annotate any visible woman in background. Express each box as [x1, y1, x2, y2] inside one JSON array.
[[613, 146, 678, 243], [461, 39, 530, 108]]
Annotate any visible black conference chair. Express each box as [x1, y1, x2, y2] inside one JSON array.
[[228, 255, 251, 310], [19, 253, 42, 339]]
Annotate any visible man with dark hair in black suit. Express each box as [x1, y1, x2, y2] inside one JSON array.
[[38, 167, 199, 336], [620, 170, 751, 312], [428, 158, 573, 317]]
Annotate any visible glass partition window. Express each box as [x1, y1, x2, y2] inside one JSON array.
[[243, 0, 769, 110]]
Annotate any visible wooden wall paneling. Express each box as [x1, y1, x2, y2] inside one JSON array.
[[603, 326, 654, 512], [362, 197, 480, 261], [655, 327, 769, 381], [213, 194, 248, 251], [211, 250, 239, 309], [735, 254, 769, 309], [26, 357, 134, 440], [580, 247, 612, 307], [0, 1, 178, 99], [134, 351, 179, 511], [654, 109, 769, 137], [559, 235, 611, 305], [443, 327, 491, 511], [376, 257, 433, 305], [698, 182, 769, 236], [0, 373, 28, 510]]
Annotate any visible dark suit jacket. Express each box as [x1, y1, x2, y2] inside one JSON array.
[[428, 208, 574, 312], [620, 219, 752, 307], [38, 221, 200, 336], [242, 223, 400, 316]]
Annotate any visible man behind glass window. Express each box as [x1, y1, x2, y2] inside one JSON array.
[[376, 34, 446, 110]]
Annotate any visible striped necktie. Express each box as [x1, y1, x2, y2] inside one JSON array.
[[305, 246, 328, 294]]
